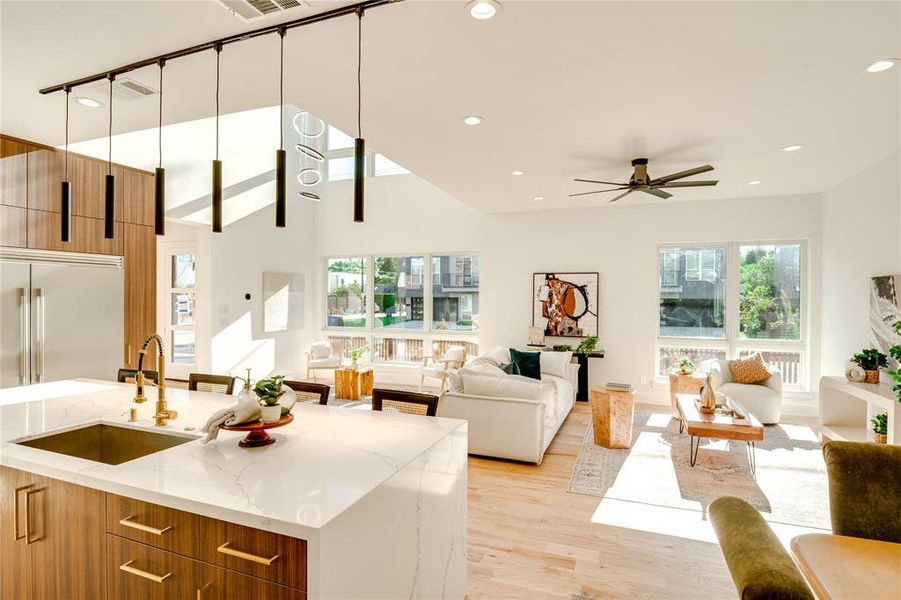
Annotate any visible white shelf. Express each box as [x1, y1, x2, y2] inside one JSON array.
[[821, 425, 869, 443], [819, 376, 900, 445]]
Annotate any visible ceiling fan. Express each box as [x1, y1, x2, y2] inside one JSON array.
[[570, 158, 719, 202]]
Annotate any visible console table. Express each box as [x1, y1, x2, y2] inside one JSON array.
[[574, 352, 605, 401]]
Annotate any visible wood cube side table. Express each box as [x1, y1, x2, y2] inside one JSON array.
[[668, 372, 706, 418], [590, 388, 635, 449], [335, 368, 374, 401]]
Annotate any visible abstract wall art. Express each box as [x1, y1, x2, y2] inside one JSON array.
[[870, 274, 901, 368], [532, 272, 599, 338]]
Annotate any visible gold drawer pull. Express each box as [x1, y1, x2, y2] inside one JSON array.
[[120, 560, 172, 583], [217, 542, 279, 566], [119, 515, 172, 536]]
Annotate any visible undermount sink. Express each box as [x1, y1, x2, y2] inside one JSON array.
[[15, 423, 196, 465]]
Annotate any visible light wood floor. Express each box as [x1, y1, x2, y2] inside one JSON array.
[[466, 403, 737, 599]]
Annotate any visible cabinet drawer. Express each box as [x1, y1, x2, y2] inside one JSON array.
[[196, 516, 307, 591], [107, 494, 197, 556], [108, 534, 204, 600]]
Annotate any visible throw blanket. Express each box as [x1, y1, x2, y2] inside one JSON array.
[[201, 396, 262, 443]]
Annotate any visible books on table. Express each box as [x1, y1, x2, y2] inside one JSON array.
[[605, 382, 634, 393]]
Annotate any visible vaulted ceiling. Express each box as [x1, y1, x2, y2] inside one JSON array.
[[2, 1, 898, 213]]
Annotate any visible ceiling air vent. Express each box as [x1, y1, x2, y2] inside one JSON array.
[[86, 76, 157, 104], [217, 0, 307, 21]]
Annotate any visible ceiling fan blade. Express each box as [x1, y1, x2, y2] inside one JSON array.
[[657, 180, 719, 188], [574, 178, 628, 186], [568, 187, 629, 197], [649, 165, 714, 185], [608, 190, 635, 203], [641, 187, 673, 199]]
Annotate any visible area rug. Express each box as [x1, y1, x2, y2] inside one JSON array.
[[568, 412, 830, 529]]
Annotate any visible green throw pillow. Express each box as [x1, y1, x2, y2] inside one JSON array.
[[509, 348, 541, 380], [499, 362, 519, 375]]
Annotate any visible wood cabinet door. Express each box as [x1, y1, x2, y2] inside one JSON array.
[[0, 205, 27, 247], [0, 137, 28, 208], [27, 209, 124, 255], [27, 147, 64, 213], [124, 223, 156, 368], [29, 474, 107, 599], [117, 166, 155, 226], [70, 153, 108, 220], [0, 467, 33, 600]]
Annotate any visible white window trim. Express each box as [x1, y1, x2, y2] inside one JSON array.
[[156, 242, 198, 379], [656, 240, 810, 391]]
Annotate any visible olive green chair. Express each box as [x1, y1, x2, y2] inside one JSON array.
[[709, 496, 814, 600], [823, 440, 901, 543]]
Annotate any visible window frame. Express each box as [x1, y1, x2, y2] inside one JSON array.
[[656, 240, 809, 391]]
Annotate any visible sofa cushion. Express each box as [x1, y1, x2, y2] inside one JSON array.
[[500, 362, 519, 375], [488, 346, 511, 364], [460, 363, 506, 378], [309, 357, 340, 368], [729, 353, 770, 384], [540, 350, 573, 378], [462, 372, 555, 404], [510, 348, 541, 380], [467, 355, 500, 368], [542, 374, 574, 423]]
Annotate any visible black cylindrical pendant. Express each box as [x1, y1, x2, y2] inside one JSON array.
[[60, 181, 71, 243], [154, 167, 166, 236], [353, 137, 365, 223], [104, 174, 115, 239], [275, 148, 286, 228], [212, 159, 222, 233]]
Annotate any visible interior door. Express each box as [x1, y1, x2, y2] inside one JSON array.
[[30, 262, 123, 383], [0, 260, 30, 388]]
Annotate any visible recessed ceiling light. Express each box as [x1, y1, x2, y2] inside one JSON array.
[[867, 59, 898, 73], [511, 170, 525, 176], [462, 115, 482, 126], [533, 196, 545, 201], [466, 0, 501, 20], [782, 144, 803, 152], [73, 96, 103, 108], [747, 180, 761, 186]]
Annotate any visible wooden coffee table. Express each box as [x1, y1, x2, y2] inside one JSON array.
[[674, 393, 764, 474]]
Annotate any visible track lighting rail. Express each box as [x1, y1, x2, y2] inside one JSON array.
[[38, 0, 400, 95]]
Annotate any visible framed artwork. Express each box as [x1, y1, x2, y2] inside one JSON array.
[[870, 274, 901, 368], [532, 272, 599, 338]]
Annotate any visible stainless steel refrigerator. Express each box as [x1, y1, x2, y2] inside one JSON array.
[[1, 248, 124, 388]]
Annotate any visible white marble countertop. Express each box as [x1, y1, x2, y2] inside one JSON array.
[[0, 379, 466, 541]]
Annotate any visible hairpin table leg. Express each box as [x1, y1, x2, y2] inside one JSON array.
[[689, 435, 700, 466]]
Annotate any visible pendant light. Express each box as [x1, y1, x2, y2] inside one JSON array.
[[60, 87, 71, 243], [104, 74, 115, 239], [275, 27, 287, 228], [212, 43, 223, 233], [353, 7, 365, 223], [155, 59, 166, 236]]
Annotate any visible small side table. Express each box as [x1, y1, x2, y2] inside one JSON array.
[[590, 388, 635, 449], [335, 368, 374, 401], [669, 372, 706, 418]]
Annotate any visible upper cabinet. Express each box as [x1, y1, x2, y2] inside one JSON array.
[[26, 146, 64, 213], [0, 137, 28, 208]]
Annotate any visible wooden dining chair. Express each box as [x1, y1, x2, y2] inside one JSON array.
[[188, 373, 236, 395], [372, 388, 440, 417], [117, 368, 159, 385], [284, 380, 330, 406]]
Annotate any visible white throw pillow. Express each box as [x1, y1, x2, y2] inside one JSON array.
[[467, 355, 501, 368], [460, 364, 506, 378], [310, 341, 332, 359], [540, 351, 573, 378], [462, 372, 555, 403], [487, 346, 511, 365]]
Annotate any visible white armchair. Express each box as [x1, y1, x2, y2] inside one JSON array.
[[700, 358, 783, 424], [419, 345, 467, 391], [306, 340, 343, 381]]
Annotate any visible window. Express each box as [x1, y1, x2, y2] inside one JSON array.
[[325, 253, 479, 364], [374, 256, 424, 330], [657, 242, 807, 388], [325, 125, 408, 181], [327, 257, 366, 328], [374, 154, 409, 177], [659, 246, 726, 339], [432, 254, 479, 331], [159, 248, 197, 379], [739, 244, 801, 340]]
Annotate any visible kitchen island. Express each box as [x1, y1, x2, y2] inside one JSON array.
[[0, 379, 467, 599]]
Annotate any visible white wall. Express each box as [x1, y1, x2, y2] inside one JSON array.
[[821, 154, 901, 377], [315, 173, 824, 408]]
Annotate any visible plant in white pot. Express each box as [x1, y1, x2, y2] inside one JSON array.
[[349, 345, 369, 370], [254, 375, 287, 423]]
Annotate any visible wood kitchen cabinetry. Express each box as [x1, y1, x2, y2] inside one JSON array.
[[0, 466, 107, 599], [1, 467, 308, 599], [0, 133, 157, 370]]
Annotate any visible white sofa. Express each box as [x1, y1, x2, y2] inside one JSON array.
[[438, 347, 577, 464], [700, 358, 783, 424]]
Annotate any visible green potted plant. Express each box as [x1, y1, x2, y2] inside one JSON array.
[[871, 413, 888, 444], [552, 344, 573, 352], [850, 348, 887, 384], [254, 375, 286, 423], [676, 357, 696, 375], [575, 335, 598, 355], [349, 345, 369, 370]]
